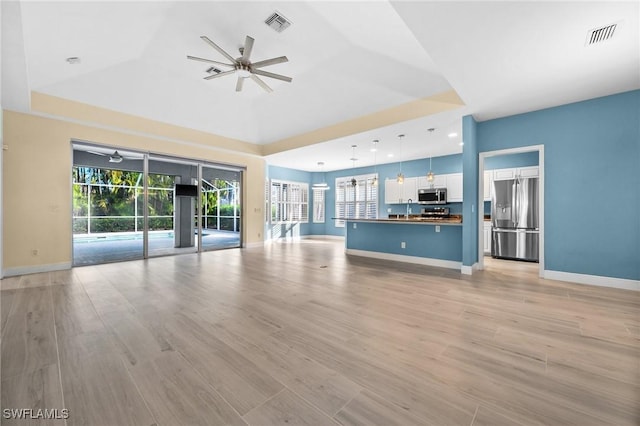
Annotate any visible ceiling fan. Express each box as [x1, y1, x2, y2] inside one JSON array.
[[86, 150, 138, 163], [187, 35, 292, 93]]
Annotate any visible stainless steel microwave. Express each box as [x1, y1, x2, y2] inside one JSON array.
[[418, 188, 447, 204]]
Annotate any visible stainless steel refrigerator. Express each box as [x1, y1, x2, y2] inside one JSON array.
[[491, 177, 539, 262]]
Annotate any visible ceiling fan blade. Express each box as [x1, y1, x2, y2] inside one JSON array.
[[251, 56, 288, 68], [186, 55, 234, 67], [86, 150, 107, 156], [200, 36, 237, 63], [204, 69, 236, 80], [252, 68, 292, 83], [250, 74, 273, 93], [241, 36, 254, 62], [236, 76, 244, 92]]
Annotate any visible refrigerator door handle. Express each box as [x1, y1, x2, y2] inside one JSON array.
[[515, 179, 520, 228], [511, 181, 517, 226]]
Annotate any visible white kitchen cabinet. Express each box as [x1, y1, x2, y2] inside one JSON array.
[[493, 168, 516, 181], [483, 170, 493, 201], [384, 178, 401, 204], [493, 166, 538, 181], [417, 174, 447, 189], [446, 173, 463, 202], [483, 222, 492, 254], [402, 177, 418, 203], [385, 177, 417, 204], [518, 166, 539, 178]]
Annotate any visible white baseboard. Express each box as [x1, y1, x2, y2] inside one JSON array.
[[544, 269, 639, 291], [3, 262, 72, 277], [244, 241, 265, 248], [346, 249, 461, 271], [303, 235, 345, 241], [461, 262, 480, 275], [265, 234, 345, 243]]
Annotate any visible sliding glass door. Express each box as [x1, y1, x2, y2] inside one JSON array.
[[72, 143, 243, 266], [201, 166, 241, 251], [72, 149, 145, 265], [147, 156, 199, 257]]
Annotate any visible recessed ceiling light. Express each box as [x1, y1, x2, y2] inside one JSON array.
[[448, 132, 458, 138], [387, 154, 394, 158], [370, 148, 377, 152], [66, 57, 81, 64], [459, 142, 464, 146]]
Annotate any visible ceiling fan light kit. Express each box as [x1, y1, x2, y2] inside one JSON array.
[[187, 35, 292, 93], [109, 151, 123, 163]]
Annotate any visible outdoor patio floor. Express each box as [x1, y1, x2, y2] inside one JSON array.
[[73, 229, 240, 265]]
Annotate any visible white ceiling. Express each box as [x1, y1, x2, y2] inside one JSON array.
[[2, 1, 639, 172]]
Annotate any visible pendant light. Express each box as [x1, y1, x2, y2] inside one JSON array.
[[312, 161, 330, 191], [372, 139, 379, 186], [350, 145, 357, 186], [426, 128, 435, 186], [396, 134, 405, 184], [427, 156, 435, 187]]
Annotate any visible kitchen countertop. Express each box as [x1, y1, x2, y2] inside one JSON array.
[[337, 215, 463, 226]]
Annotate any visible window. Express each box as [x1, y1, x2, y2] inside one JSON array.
[[270, 180, 309, 223], [265, 179, 270, 223], [313, 188, 325, 223], [335, 173, 378, 227]]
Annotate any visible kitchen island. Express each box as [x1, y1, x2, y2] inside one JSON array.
[[343, 217, 463, 271]]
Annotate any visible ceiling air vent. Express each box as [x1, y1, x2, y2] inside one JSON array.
[[586, 23, 617, 46], [265, 11, 292, 33]]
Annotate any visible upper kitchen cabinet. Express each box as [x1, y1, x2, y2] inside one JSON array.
[[384, 176, 417, 204], [418, 174, 446, 189], [493, 168, 516, 181], [417, 173, 463, 202], [446, 173, 463, 202], [517, 166, 539, 178], [493, 166, 539, 181], [483, 170, 493, 201]]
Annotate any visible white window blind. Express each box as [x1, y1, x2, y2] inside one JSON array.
[[270, 180, 309, 223], [313, 189, 325, 223], [335, 173, 378, 227]]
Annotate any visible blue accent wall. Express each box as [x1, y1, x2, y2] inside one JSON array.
[[346, 222, 462, 262], [266, 165, 318, 238], [462, 115, 479, 268], [269, 155, 465, 238], [484, 151, 539, 170], [318, 154, 464, 236], [476, 90, 640, 280]]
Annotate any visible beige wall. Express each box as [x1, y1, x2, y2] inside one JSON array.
[[2, 110, 265, 273]]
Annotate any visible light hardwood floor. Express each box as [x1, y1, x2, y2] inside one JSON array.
[[1, 239, 639, 425]]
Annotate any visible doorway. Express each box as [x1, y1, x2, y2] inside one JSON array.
[[478, 145, 544, 277], [72, 143, 243, 266]]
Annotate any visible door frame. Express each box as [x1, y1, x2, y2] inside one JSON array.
[[477, 144, 544, 277]]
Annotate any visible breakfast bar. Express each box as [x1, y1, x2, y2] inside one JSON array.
[[343, 217, 463, 271]]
